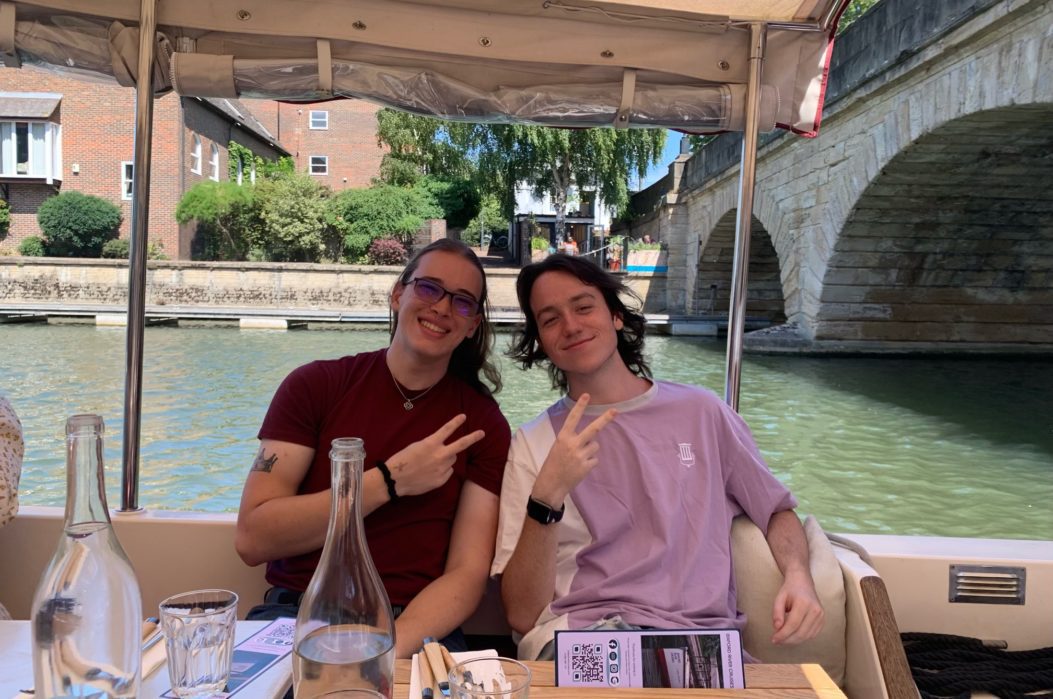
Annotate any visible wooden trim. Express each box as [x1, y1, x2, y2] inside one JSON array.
[[860, 576, 919, 699]]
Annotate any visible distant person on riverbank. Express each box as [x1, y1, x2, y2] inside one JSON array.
[[492, 254, 823, 660], [0, 394, 24, 620], [236, 239, 511, 658]]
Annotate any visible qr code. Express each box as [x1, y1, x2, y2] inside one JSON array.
[[258, 619, 295, 646], [570, 643, 606, 683]]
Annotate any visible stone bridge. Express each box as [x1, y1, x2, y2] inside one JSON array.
[[620, 0, 1053, 350]]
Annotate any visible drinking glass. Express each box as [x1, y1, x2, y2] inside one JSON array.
[[449, 657, 531, 699], [159, 589, 239, 698]]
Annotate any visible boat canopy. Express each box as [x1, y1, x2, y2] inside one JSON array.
[[2, 0, 848, 135]]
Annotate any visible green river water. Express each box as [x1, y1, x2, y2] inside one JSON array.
[[3, 323, 1051, 540]]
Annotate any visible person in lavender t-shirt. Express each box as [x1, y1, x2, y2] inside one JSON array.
[[491, 255, 824, 661]]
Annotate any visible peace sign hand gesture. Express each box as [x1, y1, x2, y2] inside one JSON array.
[[386, 414, 485, 497], [531, 394, 617, 507]]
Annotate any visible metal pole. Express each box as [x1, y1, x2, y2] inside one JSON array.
[[724, 23, 766, 411], [120, 0, 158, 511]]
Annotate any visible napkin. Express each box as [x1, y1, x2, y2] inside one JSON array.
[[409, 649, 498, 699]]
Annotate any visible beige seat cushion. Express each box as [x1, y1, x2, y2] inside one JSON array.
[[731, 514, 846, 686]]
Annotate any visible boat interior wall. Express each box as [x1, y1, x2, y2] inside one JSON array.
[[846, 534, 1053, 653], [2, 0, 850, 133], [0, 505, 269, 622]]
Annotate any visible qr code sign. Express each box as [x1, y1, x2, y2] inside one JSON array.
[[570, 643, 606, 683], [258, 619, 295, 646]]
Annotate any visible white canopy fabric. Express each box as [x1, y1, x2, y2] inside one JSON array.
[[0, 0, 851, 135]]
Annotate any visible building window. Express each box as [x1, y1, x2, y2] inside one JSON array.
[[1, 120, 62, 183], [209, 144, 220, 181], [121, 161, 134, 200], [235, 156, 243, 185], [309, 110, 329, 130], [250, 159, 257, 184], [190, 135, 202, 174], [309, 155, 328, 175]]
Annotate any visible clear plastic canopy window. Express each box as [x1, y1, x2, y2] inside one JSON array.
[[1, 0, 850, 136]]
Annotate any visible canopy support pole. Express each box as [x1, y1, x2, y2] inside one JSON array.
[[119, 0, 158, 511], [724, 22, 767, 411]]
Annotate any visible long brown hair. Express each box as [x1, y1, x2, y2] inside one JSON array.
[[390, 239, 502, 396]]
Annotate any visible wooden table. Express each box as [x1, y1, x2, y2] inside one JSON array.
[[393, 660, 847, 699]]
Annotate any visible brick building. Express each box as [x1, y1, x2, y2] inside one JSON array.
[[0, 65, 286, 259], [245, 98, 386, 191]]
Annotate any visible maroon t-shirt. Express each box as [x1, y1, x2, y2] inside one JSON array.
[[257, 348, 511, 605]]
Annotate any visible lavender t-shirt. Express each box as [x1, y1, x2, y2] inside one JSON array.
[[521, 381, 794, 634]]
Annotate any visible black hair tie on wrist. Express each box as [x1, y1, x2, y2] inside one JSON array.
[[376, 461, 399, 502]]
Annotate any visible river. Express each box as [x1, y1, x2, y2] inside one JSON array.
[[3, 322, 1051, 540]]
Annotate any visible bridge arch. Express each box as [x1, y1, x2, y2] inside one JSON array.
[[693, 210, 786, 324], [814, 105, 1053, 344]]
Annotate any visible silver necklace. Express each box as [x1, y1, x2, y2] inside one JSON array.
[[391, 373, 440, 410]]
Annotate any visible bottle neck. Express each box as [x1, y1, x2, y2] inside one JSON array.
[[328, 452, 364, 539], [65, 431, 112, 528]]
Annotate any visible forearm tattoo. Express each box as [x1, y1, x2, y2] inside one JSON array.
[[251, 447, 278, 473]]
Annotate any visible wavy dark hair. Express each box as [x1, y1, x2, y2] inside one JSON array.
[[390, 239, 502, 396], [509, 254, 651, 392]]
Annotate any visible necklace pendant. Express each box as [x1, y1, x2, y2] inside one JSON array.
[[403, 400, 414, 411]]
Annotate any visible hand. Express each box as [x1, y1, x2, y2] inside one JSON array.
[[771, 570, 825, 644], [386, 414, 485, 497], [532, 394, 617, 506]]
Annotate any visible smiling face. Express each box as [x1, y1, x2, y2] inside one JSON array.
[[390, 250, 483, 364], [530, 270, 625, 383]]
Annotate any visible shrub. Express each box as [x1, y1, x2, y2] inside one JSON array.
[[343, 233, 372, 264], [0, 199, 10, 239], [255, 173, 335, 262], [37, 191, 122, 257], [531, 236, 550, 251], [325, 185, 442, 251], [18, 235, 46, 257], [102, 238, 130, 258], [367, 237, 408, 266], [176, 180, 261, 261]]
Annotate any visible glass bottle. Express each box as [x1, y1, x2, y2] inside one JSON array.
[[294, 437, 396, 699], [31, 414, 142, 699]]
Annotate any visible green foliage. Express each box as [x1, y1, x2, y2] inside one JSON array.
[[414, 176, 479, 229], [839, 0, 881, 31], [0, 199, 9, 238], [343, 233, 372, 263], [629, 240, 661, 251], [531, 236, 550, 251], [101, 238, 129, 258], [176, 180, 262, 261], [367, 237, 408, 266], [37, 191, 122, 257], [375, 109, 475, 186], [254, 173, 336, 262], [18, 235, 46, 257], [325, 185, 442, 259], [463, 195, 508, 247]]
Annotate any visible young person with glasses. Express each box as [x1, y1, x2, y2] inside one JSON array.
[[236, 239, 511, 657]]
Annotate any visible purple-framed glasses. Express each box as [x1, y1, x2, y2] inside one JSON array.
[[406, 278, 481, 317]]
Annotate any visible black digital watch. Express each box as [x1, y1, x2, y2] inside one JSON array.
[[526, 496, 565, 525]]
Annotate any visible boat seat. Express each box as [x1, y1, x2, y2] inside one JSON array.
[[732, 514, 919, 699]]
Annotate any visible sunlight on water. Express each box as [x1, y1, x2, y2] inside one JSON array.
[[3, 323, 1051, 540]]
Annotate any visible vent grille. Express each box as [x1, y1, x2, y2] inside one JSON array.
[[949, 565, 1026, 605]]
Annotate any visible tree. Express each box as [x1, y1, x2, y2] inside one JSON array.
[[839, 0, 881, 30], [255, 173, 336, 262], [470, 125, 665, 240], [376, 110, 666, 241], [325, 184, 442, 262]]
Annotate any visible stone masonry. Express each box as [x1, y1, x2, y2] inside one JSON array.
[[629, 0, 1053, 347]]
